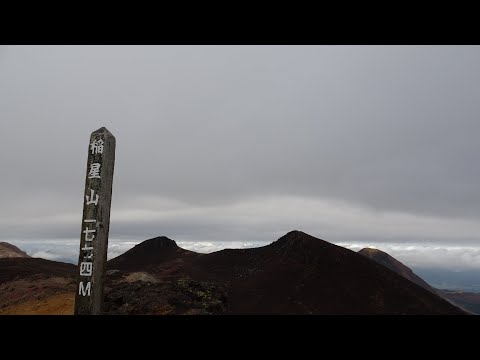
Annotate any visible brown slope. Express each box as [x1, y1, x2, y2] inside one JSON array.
[[0, 242, 30, 258], [0, 257, 76, 284], [106, 231, 466, 315], [358, 247, 435, 293], [0, 258, 77, 314], [0, 293, 75, 315]]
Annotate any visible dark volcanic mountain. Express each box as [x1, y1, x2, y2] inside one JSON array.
[[109, 236, 195, 272], [105, 231, 465, 315], [358, 247, 435, 293], [0, 242, 30, 258]]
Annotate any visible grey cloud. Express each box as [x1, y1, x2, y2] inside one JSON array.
[[342, 242, 480, 272], [1, 46, 480, 216], [1, 45, 480, 266], [4, 196, 480, 248]]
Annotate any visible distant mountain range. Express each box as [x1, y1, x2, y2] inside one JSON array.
[[0, 231, 471, 315]]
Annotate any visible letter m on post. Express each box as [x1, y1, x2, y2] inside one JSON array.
[[79, 281, 92, 296]]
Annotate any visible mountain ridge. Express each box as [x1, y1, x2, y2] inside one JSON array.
[[105, 230, 466, 314], [0, 232, 468, 315]]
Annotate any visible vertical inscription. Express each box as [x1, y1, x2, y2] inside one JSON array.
[[74, 127, 115, 315]]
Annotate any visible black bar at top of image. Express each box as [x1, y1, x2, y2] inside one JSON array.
[[1, 18, 480, 45]]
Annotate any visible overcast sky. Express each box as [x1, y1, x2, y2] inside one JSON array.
[[1, 45, 480, 270]]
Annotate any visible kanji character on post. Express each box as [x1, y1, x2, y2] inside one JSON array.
[[83, 227, 96, 242], [80, 262, 93, 276], [88, 163, 101, 179], [81, 244, 94, 259], [85, 189, 99, 205], [90, 139, 104, 155]]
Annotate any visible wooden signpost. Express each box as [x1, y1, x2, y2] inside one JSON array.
[[74, 127, 116, 315]]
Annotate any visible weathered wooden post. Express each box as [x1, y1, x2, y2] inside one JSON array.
[[74, 127, 116, 315]]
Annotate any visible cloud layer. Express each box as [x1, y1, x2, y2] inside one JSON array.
[[11, 235, 480, 272]]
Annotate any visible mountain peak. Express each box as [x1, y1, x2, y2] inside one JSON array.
[[268, 230, 338, 262], [358, 247, 390, 259], [279, 230, 315, 241], [137, 236, 178, 250], [359, 247, 404, 265], [275, 230, 332, 247], [108, 236, 182, 270]]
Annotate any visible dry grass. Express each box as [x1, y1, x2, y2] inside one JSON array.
[[0, 292, 75, 315]]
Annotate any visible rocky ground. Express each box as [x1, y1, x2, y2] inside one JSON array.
[[104, 271, 228, 315], [0, 269, 228, 315]]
